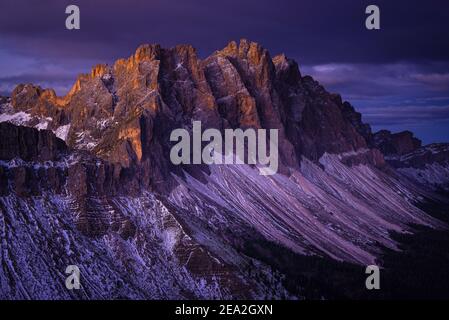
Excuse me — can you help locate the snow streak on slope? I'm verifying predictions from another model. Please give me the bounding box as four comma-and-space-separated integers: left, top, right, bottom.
384, 144, 449, 191
0, 192, 288, 299
168, 153, 443, 266
398, 163, 449, 191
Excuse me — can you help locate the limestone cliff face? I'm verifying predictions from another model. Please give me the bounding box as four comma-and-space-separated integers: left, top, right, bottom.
0, 122, 67, 162
0, 122, 133, 197
6, 40, 379, 179
0, 122, 67, 196
15, 40, 449, 194
273, 55, 369, 163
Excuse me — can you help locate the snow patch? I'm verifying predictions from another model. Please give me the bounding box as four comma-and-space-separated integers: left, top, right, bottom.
398, 162, 449, 190
55, 124, 71, 141
0, 111, 32, 125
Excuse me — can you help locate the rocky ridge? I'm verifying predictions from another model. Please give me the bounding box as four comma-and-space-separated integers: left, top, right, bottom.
373, 130, 449, 192
0, 39, 448, 299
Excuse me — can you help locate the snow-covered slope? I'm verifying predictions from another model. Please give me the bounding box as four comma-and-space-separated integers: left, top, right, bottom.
1, 146, 444, 299
386, 144, 449, 192
168, 152, 442, 266
0, 189, 291, 299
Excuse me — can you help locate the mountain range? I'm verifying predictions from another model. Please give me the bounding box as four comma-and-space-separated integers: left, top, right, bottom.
0, 39, 448, 299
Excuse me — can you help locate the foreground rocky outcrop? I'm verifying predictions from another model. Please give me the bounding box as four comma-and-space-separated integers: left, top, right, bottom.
0, 40, 448, 299
0, 122, 67, 162
0, 122, 289, 299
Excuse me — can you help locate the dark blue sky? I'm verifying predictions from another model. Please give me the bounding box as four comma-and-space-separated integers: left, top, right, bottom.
0, 0, 448, 143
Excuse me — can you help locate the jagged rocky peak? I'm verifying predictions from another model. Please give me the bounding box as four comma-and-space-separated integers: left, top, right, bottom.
373, 129, 422, 156
220, 39, 268, 63
340, 101, 373, 143
132, 43, 162, 62
272, 63, 374, 163
273, 53, 302, 86
216, 39, 277, 88
11, 84, 60, 111
3, 40, 384, 171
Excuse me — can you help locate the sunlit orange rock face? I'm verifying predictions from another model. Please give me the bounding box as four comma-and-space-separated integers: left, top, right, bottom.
7, 39, 383, 190
118, 126, 142, 162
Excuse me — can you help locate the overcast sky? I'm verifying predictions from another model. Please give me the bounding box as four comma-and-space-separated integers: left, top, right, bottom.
0, 0, 448, 143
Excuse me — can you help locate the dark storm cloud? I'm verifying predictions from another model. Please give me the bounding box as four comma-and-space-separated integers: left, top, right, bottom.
0, 73, 75, 84
1, 0, 448, 63
0, 72, 76, 96
302, 61, 449, 143
362, 105, 449, 126
302, 62, 449, 104
0, 0, 448, 142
